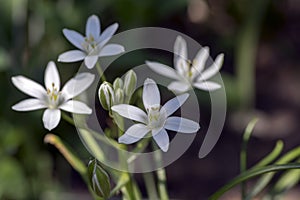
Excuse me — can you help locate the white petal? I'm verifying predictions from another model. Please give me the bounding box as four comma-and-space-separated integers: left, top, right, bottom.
152, 128, 169, 152
44, 61, 60, 90
97, 23, 118, 46
58, 50, 86, 62
118, 124, 149, 144
191, 47, 209, 78
86, 15, 100, 39
11, 76, 46, 99
12, 98, 47, 111
99, 44, 124, 57
61, 72, 95, 100
111, 104, 147, 124
174, 36, 189, 76
161, 93, 189, 117
143, 78, 160, 110
59, 100, 92, 114
174, 36, 187, 63
193, 81, 221, 91
167, 81, 190, 94
197, 53, 224, 81
164, 116, 200, 133
145, 61, 180, 80
84, 55, 98, 69
63, 29, 85, 50
43, 109, 61, 131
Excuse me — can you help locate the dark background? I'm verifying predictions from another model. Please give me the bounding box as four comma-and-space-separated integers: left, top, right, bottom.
0, 0, 300, 199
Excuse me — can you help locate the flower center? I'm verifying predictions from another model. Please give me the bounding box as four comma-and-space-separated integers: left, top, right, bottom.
178, 59, 195, 83
47, 83, 61, 109
147, 104, 165, 129
82, 34, 98, 53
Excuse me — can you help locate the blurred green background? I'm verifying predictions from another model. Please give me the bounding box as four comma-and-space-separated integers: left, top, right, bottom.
1, 0, 300, 199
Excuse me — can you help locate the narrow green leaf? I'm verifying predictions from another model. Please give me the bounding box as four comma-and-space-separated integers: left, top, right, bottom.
245, 140, 284, 200
253, 140, 284, 168
209, 163, 300, 200
269, 159, 300, 198
240, 118, 258, 198
44, 134, 86, 175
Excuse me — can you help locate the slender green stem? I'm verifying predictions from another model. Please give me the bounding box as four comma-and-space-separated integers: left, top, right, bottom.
156, 167, 169, 200
61, 112, 75, 126
236, 0, 270, 109
240, 118, 258, 198
153, 142, 169, 200
44, 134, 86, 174
143, 172, 159, 200
209, 163, 300, 200
44, 134, 101, 200
109, 173, 130, 197
96, 61, 106, 82
111, 115, 140, 200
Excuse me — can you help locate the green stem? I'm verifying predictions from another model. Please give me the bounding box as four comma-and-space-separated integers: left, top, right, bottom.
44, 134, 86, 174
43, 134, 101, 200
209, 163, 300, 200
127, 138, 151, 163
236, 0, 270, 109
96, 61, 106, 82
109, 173, 130, 197
111, 115, 140, 200
156, 168, 169, 200
153, 143, 169, 200
61, 112, 75, 126
143, 172, 159, 200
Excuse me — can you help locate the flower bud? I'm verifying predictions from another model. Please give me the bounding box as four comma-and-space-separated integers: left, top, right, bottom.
114, 88, 124, 105
87, 159, 111, 199
98, 82, 114, 110
123, 70, 137, 97
113, 77, 123, 90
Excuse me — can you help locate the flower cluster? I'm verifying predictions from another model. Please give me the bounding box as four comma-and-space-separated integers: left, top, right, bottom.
12, 15, 124, 130
12, 14, 224, 152
98, 70, 137, 113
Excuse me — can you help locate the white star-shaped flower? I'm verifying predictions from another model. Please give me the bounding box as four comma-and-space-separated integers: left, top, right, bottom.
11, 61, 94, 130
111, 78, 200, 152
58, 15, 125, 69
146, 36, 224, 94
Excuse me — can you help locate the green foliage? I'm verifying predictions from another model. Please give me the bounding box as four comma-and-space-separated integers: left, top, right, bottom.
211, 120, 300, 200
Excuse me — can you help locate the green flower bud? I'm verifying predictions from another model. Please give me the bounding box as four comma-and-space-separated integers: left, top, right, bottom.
98, 82, 114, 110
123, 70, 137, 98
113, 77, 123, 90
87, 159, 111, 199
114, 88, 124, 105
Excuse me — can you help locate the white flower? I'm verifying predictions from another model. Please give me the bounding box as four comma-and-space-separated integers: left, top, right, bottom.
111, 78, 200, 152
58, 15, 125, 69
146, 36, 224, 94
11, 61, 94, 131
